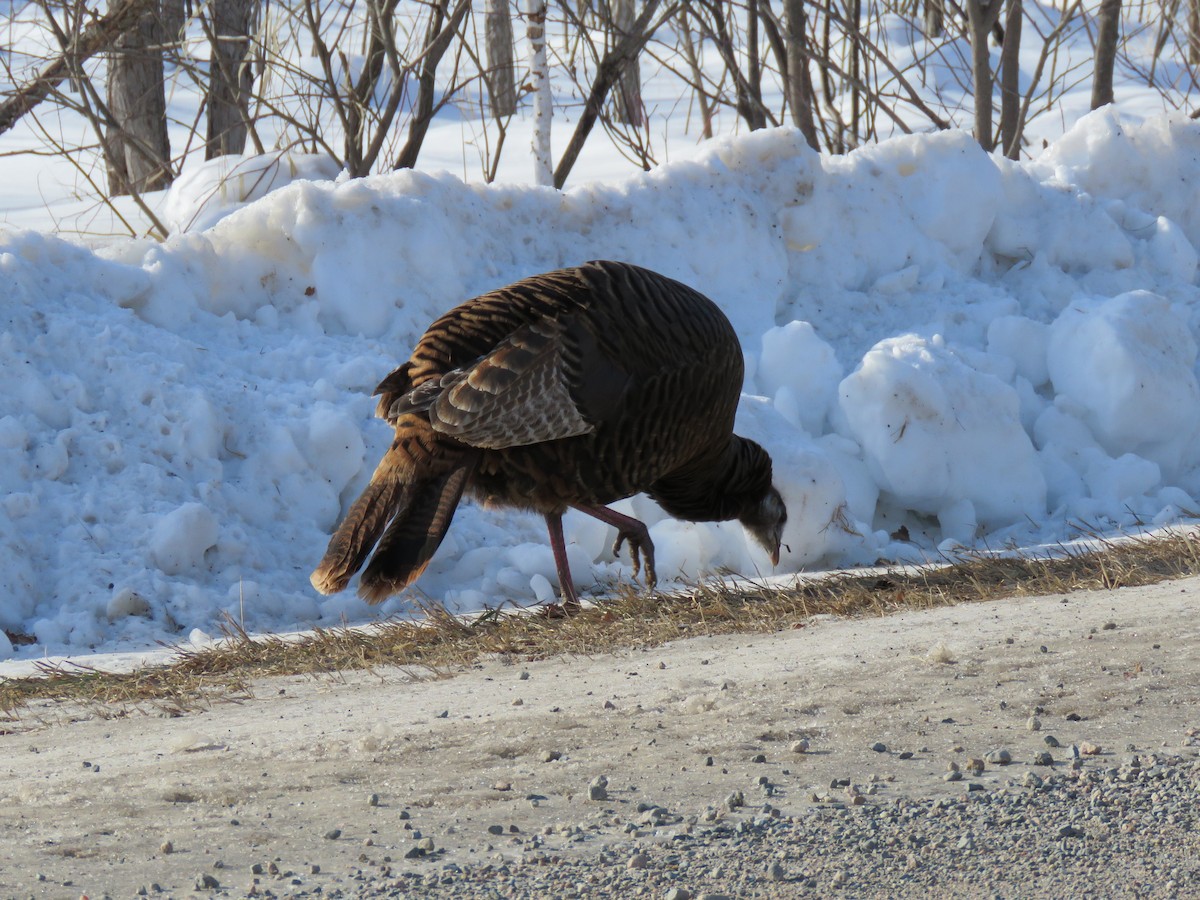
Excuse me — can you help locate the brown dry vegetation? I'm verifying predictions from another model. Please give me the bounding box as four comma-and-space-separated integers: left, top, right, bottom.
3, 528, 1199, 719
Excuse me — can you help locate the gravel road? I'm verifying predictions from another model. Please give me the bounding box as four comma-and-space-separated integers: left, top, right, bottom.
3, 576, 1198, 899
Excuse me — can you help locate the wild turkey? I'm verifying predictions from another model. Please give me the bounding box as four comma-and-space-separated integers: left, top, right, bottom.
310, 260, 787, 609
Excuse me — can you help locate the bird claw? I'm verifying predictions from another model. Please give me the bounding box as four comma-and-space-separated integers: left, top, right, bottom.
612, 529, 656, 589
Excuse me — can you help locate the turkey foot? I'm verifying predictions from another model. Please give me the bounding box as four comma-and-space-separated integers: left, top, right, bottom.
574, 504, 657, 589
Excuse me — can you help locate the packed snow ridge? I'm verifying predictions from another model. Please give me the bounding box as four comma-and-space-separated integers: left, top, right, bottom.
2, 109, 1200, 659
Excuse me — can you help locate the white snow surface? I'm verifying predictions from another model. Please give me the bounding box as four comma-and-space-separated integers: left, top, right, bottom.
4, 109, 1200, 659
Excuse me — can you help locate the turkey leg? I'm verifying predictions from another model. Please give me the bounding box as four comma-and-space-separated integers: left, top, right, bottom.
573, 503, 657, 589
544, 512, 583, 612
542, 505, 657, 614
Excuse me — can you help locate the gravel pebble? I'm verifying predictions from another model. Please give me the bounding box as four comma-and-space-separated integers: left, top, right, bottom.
984, 748, 1012, 765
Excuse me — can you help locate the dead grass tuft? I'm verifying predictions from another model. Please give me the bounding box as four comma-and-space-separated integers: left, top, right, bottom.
3, 529, 1199, 719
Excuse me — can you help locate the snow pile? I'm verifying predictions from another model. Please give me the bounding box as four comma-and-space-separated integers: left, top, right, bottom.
2, 109, 1200, 659
162, 151, 343, 234
837, 333, 1046, 545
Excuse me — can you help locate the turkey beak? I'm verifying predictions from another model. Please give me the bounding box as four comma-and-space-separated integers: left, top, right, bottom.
769, 546, 780, 567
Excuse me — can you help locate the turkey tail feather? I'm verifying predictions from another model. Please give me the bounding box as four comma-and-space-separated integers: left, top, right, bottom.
358, 463, 474, 605
310, 476, 412, 596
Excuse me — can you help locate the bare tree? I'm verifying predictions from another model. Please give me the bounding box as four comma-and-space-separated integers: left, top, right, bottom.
965, 0, 1003, 151
691, 0, 775, 132
0, 0, 155, 136
10, 0, 1200, 225
745, 0, 767, 129
554, 0, 670, 188
526, 0, 553, 185
346, 0, 403, 173
485, 0, 517, 117
610, 0, 645, 126
105, 0, 172, 193
999, 0, 1022, 157
1191, 0, 1200, 65
783, 0, 819, 149
303, 0, 401, 176
675, 7, 715, 139
204, 0, 261, 158
924, 0, 944, 38
395, 0, 472, 169
1091, 0, 1121, 108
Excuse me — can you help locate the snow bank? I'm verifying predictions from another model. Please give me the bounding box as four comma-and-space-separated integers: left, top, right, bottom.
162, 152, 343, 234
3, 111, 1200, 658
837, 333, 1046, 543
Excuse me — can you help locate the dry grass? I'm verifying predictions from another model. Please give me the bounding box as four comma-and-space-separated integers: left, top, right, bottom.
4, 529, 1200, 719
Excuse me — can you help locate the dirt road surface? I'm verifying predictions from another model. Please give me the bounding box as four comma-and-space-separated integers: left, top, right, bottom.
2, 576, 1198, 898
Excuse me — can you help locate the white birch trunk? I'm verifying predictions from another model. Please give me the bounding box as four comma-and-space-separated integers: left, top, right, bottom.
525, 0, 553, 186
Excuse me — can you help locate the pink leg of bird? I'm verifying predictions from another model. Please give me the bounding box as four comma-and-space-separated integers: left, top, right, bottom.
541, 505, 657, 617
573, 503, 657, 589
543, 512, 583, 615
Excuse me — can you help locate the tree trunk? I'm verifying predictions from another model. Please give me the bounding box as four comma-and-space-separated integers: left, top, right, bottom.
106, 0, 172, 194
526, 0, 553, 186
1091, 0, 1121, 109
965, 0, 1001, 151
161, 0, 185, 47
924, 0, 944, 37
1191, 0, 1200, 64
610, 0, 644, 126
848, 0, 861, 143
745, 0, 766, 130
783, 0, 819, 150
206, 0, 258, 159
485, 0, 517, 118
998, 0, 1021, 157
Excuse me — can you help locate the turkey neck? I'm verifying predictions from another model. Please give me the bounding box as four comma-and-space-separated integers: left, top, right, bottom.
648, 435, 774, 523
